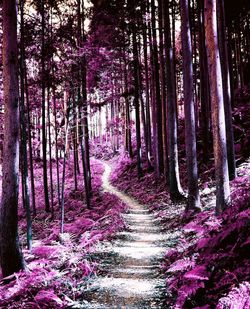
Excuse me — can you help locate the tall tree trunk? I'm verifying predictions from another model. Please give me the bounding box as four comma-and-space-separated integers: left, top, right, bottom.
41, 0, 50, 212
77, 0, 91, 207
217, 0, 236, 180
111, 79, 116, 153
163, 0, 184, 200
123, 51, 133, 158
204, 0, 230, 214
198, 0, 211, 162
53, 88, 61, 206
60, 110, 70, 234
25, 63, 36, 216
138, 36, 149, 166
142, 6, 152, 167
158, 0, 168, 178
47, 89, 54, 217
20, 0, 32, 249
0, 0, 26, 277
190, 0, 198, 129
132, 29, 142, 177
180, 0, 201, 212
73, 91, 79, 192
81, 1, 92, 195
151, 0, 164, 176
147, 0, 157, 174
171, 0, 178, 120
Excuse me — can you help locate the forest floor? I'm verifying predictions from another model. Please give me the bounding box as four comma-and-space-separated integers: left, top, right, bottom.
0, 155, 249, 308
82, 161, 167, 308
109, 155, 250, 308
0, 108, 249, 308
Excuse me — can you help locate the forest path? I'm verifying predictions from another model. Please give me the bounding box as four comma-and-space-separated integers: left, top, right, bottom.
82, 161, 167, 308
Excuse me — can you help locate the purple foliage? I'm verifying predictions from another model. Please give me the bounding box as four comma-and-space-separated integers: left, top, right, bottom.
216, 282, 250, 309
164, 161, 250, 308
0, 159, 127, 308
110, 152, 250, 308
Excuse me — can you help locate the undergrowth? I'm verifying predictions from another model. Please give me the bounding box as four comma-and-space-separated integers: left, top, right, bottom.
0, 159, 127, 308
111, 153, 250, 308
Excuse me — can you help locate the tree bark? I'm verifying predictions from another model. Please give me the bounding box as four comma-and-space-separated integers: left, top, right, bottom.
41, 0, 50, 212
180, 0, 201, 212
20, 0, 32, 248
163, 0, 184, 200
132, 29, 142, 177
47, 88, 54, 217
0, 0, 26, 277
198, 0, 211, 162
151, 0, 164, 176
158, 0, 168, 179
123, 50, 133, 158
217, 0, 236, 180
78, 0, 91, 207
25, 62, 36, 216
204, 0, 231, 214
142, 6, 152, 167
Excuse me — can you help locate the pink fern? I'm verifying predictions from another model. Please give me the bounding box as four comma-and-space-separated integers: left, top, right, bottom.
216, 282, 250, 309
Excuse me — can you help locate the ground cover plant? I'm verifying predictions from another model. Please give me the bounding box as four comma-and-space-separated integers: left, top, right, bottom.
0, 0, 249, 308
110, 153, 250, 308
0, 160, 127, 308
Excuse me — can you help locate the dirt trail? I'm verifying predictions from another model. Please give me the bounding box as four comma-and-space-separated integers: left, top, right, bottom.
83, 162, 167, 308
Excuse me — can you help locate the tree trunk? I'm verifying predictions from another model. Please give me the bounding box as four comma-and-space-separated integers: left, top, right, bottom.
0, 0, 26, 277
132, 29, 142, 177
217, 0, 236, 180
60, 110, 70, 234
138, 36, 149, 167
163, 0, 184, 200
25, 62, 36, 216
151, 0, 164, 176
20, 0, 32, 249
198, 0, 211, 162
73, 91, 79, 192
47, 88, 54, 217
53, 88, 61, 206
142, 6, 152, 167
78, 0, 91, 207
180, 0, 201, 212
41, 0, 50, 212
158, 0, 168, 179
123, 50, 133, 158
204, 0, 230, 214
81, 1, 92, 195
147, 0, 157, 174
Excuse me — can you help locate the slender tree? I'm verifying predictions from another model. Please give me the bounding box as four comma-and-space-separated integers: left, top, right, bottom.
20, 0, 32, 249
0, 0, 26, 277
132, 27, 142, 177
158, 0, 168, 178
41, 0, 50, 212
180, 0, 201, 212
163, 0, 184, 200
198, 0, 211, 162
217, 0, 236, 180
151, 0, 164, 176
81, 0, 92, 196
123, 48, 133, 158
77, 0, 92, 204
141, 3, 152, 167
25, 64, 36, 216
204, 0, 230, 214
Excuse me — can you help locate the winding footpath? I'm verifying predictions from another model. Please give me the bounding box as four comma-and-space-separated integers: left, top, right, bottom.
83, 162, 167, 308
